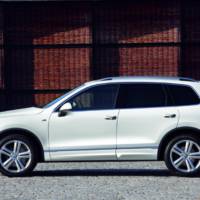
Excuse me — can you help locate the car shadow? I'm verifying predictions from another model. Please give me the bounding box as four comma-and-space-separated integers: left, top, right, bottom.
31, 168, 175, 177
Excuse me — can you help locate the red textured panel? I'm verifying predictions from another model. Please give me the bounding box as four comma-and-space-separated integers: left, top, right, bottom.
34, 93, 63, 107
182, 46, 200, 79
94, 47, 179, 79
5, 4, 92, 45
184, 1, 200, 42
119, 47, 179, 75
7, 48, 91, 90
95, 1, 180, 43
34, 48, 91, 89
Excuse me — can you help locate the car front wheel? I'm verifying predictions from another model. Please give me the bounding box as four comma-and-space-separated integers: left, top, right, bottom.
0, 134, 37, 177
164, 135, 200, 176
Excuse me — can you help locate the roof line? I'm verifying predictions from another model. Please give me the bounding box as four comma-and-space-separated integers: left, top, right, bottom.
99, 76, 196, 82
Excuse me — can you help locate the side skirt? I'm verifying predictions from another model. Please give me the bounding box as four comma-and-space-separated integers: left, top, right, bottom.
44, 147, 158, 161
116, 148, 158, 160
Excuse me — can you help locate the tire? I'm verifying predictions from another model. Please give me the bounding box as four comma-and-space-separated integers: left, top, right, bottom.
164, 134, 200, 176
0, 134, 37, 177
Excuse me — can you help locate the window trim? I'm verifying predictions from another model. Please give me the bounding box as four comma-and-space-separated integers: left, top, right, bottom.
164, 83, 200, 107
54, 83, 120, 112
54, 81, 200, 112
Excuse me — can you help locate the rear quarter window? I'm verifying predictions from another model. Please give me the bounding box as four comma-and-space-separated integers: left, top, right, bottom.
167, 84, 200, 106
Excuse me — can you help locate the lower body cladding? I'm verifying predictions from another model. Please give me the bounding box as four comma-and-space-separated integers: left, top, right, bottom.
44, 146, 158, 161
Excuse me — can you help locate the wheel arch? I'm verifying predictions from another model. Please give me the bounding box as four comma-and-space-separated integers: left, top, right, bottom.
158, 127, 200, 161
0, 128, 44, 162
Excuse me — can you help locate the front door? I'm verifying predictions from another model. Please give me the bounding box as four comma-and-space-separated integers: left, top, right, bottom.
49, 84, 119, 161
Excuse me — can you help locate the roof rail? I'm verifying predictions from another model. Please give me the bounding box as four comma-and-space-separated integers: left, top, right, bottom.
100, 77, 113, 81
179, 77, 196, 82
99, 76, 196, 82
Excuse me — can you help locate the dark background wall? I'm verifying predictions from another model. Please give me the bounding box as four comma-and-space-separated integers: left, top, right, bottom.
0, 0, 199, 110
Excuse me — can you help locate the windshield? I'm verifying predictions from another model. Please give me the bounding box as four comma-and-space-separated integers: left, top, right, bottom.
43, 84, 85, 108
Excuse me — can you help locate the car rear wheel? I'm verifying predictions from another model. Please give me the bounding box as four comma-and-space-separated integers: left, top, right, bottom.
164, 135, 200, 176
0, 134, 37, 177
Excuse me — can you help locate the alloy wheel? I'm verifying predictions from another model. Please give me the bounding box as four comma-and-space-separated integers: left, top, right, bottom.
170, 139, 200, 173
0, 140, 32, 173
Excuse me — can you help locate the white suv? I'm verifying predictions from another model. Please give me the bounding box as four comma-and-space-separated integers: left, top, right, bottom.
0, 76, 200, 177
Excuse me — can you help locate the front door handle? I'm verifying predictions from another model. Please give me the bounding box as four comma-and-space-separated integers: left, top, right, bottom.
105, 116, 117, 120
164, 114, 176, 118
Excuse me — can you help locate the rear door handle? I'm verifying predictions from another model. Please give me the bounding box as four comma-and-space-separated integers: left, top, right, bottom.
105, 116, 117, 120
164, 114, 176, 118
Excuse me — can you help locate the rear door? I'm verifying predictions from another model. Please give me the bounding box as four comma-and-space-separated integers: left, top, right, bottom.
116, 83, 179, 160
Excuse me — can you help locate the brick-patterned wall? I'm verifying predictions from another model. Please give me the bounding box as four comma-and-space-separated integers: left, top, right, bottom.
7, 48, 91, 90
0, 0, 199, 110
93, 47, 179, 79
4, 3, 92, 109
93, 0, 180, 79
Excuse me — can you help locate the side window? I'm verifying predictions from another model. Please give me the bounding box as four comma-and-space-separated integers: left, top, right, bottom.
68, 84, 119, 111
167, 84, 200, 106
116, 83, 166, 108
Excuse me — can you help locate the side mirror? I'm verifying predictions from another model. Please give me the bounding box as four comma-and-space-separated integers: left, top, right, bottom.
58, 102, 72, 117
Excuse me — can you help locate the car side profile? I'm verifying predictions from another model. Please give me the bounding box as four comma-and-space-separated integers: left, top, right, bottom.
0, 76, 200, 177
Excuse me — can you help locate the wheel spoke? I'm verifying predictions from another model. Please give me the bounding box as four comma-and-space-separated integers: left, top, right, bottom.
3, 157, 14, 169
0, 147, 12, 157
174, 156, 185, 167
15, 159, 24, 172
185, 158, 195, 172
172, 145, 184, 156
185, 140, 193, 154
18, 151, 31, 159
13, 141, 21, 154
189, 152, 200, 160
